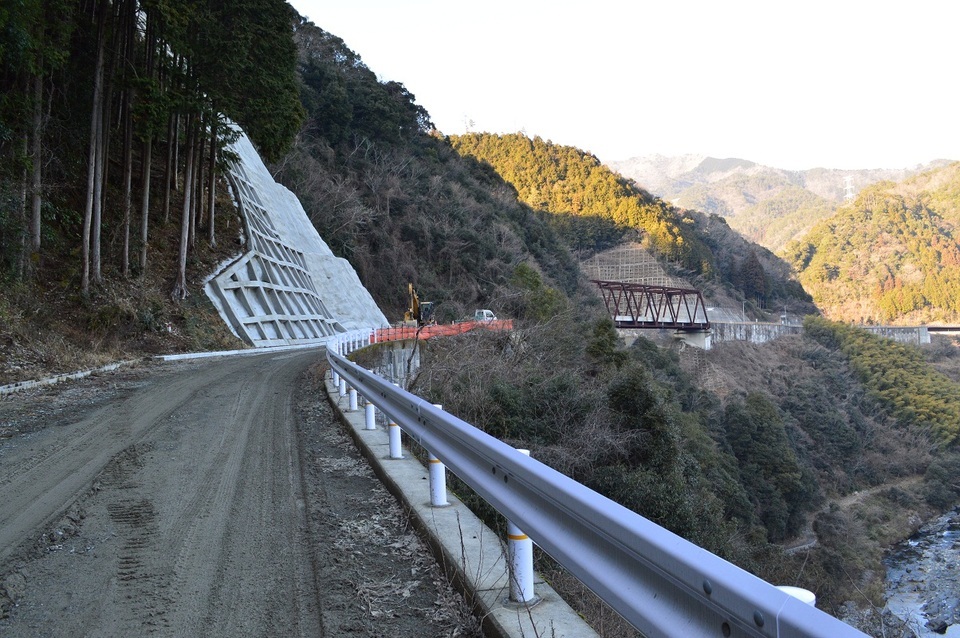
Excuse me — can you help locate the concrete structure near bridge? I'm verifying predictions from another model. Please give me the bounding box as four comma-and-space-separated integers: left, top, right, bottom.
620, 321, 932, 351
708, 322, 930, 348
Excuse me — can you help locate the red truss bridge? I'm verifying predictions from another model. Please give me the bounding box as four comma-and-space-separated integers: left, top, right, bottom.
592, 280, 711, 331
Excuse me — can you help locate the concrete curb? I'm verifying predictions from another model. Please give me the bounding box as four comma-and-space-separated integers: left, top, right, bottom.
0, 359, 143, 397
152, 341, 326, 361
323, 372, 598, 638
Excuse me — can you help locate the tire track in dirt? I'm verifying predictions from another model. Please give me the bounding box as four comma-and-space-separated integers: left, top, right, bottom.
0, 350, 479, 637
0, 351, 325, 636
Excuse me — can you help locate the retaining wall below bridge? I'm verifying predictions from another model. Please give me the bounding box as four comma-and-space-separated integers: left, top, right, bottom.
711, 323, 930, 347
619, 322, 932, 349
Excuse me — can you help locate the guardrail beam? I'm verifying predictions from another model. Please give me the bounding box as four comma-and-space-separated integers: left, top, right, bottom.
327, 341, 866, 638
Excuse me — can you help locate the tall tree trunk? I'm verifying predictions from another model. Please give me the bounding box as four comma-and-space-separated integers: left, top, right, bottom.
94, 0, 123, 285
163, 111, 175, 223
92, 95, 105, 284
140, 134, 152, 274
120, 0, 136, 278
140, 10, 155, 274
207, 119, 217, 248
172, 115, 195, 299
29, 73, 43, 277
82, 0, 108, 294
17, 131, 28, 281
190, 121, 203, 248
122, 90, 133, 278
193, 126, 207, 230
173, 111, 180, 191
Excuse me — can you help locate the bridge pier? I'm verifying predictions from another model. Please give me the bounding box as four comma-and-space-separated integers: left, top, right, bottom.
616, 328, 712, 350
674, 329, 711, 350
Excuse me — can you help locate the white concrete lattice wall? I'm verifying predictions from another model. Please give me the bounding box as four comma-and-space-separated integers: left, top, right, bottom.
204, 132, 387, 347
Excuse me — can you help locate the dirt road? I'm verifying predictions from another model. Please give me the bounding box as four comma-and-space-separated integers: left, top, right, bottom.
0, 350, 477, 637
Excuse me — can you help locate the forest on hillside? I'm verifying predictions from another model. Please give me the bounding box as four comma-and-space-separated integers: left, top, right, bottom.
609, 156, 937, 255
0, 0, 303, 297
447, 132, 814, 312
784, 164, 960, 324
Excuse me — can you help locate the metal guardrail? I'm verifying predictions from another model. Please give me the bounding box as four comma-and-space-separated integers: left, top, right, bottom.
327, 341, 868, 638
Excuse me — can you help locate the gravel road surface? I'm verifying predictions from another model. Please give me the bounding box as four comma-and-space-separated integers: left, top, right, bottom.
0, 350, 477, 637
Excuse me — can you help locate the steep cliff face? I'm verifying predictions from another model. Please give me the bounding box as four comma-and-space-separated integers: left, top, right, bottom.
205, 132, 387, 347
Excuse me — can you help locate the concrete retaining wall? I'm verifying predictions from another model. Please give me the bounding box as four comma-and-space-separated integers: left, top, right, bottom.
369, 341, 421, 388
711, 322, 804, 346
710, 322, 930, 347
205, 131, 387, 347
861, 325, 930, 345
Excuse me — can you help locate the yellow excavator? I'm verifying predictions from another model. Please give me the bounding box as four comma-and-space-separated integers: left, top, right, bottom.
403, 283, 435, 327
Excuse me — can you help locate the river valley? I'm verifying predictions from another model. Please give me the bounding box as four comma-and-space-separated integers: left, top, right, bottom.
885, 508, 960, 636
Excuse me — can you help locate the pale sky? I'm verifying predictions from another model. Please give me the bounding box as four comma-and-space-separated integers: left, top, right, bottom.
287, 0, 959, 170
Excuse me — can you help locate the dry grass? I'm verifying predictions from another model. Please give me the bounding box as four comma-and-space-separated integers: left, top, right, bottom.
0, 213, 247, 386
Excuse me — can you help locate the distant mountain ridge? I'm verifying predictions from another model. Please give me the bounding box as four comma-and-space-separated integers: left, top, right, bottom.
609, 154, 947, 202
608, 154, 952, 252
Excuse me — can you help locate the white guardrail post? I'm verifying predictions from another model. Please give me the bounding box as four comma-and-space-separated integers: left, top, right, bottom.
331, 335, 340, 385
388, 416, 403, 459
365, 400, 377, 430
326, 348, 868, 638
428, 404, 449, 507
508, 448, 535, 603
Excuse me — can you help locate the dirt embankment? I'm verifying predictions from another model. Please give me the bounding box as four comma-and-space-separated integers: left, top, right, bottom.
0, 351, 478, 637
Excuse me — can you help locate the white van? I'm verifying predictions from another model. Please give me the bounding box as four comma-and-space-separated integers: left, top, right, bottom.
474, 309, 497, 321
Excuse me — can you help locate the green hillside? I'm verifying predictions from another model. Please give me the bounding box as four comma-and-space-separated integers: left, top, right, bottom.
731, 185, 835, 251
783, 163, 960, 324
449, 133, 712, 271
447, 133, 814, 311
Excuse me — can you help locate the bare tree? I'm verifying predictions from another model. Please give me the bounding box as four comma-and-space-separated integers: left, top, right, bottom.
172, 114, 195, 299
207, 118, 217, 247
82, 0, 108, 294
28, 73, 43, 277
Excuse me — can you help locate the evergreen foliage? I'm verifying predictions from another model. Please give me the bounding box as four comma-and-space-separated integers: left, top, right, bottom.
448, 132, 714, 272
784, 164, 960, 323
804, 316, 960, 445
446, 132, 815, 311
0, 0, 304, 292
722, 393, 817, 541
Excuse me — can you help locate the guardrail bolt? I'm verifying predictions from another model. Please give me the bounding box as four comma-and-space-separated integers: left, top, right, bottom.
753, 611, 764, 627
702, 580, 712, 595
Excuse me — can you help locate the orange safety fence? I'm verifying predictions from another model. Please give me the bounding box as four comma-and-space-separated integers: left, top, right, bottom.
371, 320, 513, 344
